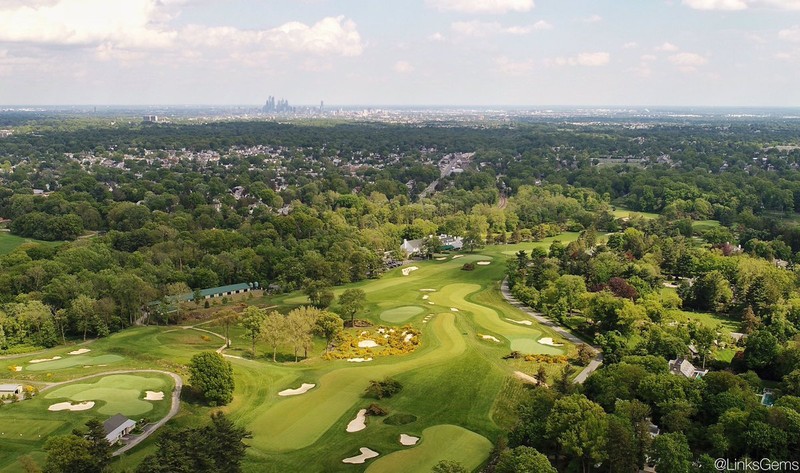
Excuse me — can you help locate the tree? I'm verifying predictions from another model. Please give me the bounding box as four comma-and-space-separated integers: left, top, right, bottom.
286, 307, 318, 361
314, 311, 344, 352
214, 308, 240, 348
422, 235, 442, 259
165, 282, 191, 324
261, 310, 287, 362
432, 460, 467, 473
691, 323, 716, 369
240, 306, 266, 356
43, 420, 110, 473
68, 294, 97, 341
650, 432, 692, 473
744, 329, 780, 372
303, 280, 334, 309
495, 446, 556, 473
188, 351, 234, 406
338, 288, 366, 327
545, 394, 608, 473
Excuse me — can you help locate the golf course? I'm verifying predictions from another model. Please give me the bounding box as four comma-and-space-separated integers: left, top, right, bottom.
1, 237, 584, 473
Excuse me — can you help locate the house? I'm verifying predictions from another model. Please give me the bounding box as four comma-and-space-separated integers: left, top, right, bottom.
0, 384, 23, 396
104, 414, 136, 445
401, 238, 423, 256
439, 234, 464, 250
668, 357, 708, 379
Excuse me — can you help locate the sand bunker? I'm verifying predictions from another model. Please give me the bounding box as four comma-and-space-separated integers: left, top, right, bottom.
49, 401, 95, 412
30, 356, 62, 364
404, 334, 414, 343
538, 337, 564, 347
422, 295, 429, 300
400, 434, 420, 446
12, 366, 22, 372
144, 391, 164, 401
435, 257, 447, 261
419, 288, 436, 292
358, 340, 379, 348
401, 266, 419, 276
481, 335, 501, 343
346, 409, 368, 433
347, 357, 373, 363
505, 318, 533, 326
428, 301, 435, 305
68, 348, 91, 355
514, 371, 539, 384
278, 383, 316, 397
476, 261, 491, 265
452, 255, 464, 259
342, 448, 379, 464
450, 308, 459, 312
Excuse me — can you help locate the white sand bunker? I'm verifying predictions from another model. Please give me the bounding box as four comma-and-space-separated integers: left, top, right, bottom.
506, 318, 533, 326
400, 434, 420, 446
342, 448, 379, 464
68, 348, 91, 355
422, 295, 429, 300
346, 409, 368, 433
278, 383, 316, 397
347, 357, 373, 363
538, 337, 564, 347
450, 308, 459, 312
481, 335, 501, 343
435, 257, 447, 261
404, 334, 414, 343
144, 391, 164, 401
476, 261, 491, 265
419, 288, 437, 292
30, 356, 61, 364
49, 401, 95, 412
428, 301, 435, 305
401, 266, 419, 276
358, 340, 379, 348
514, 371, 539, 384
12, 366, 22, 372
452, 255, 464, 259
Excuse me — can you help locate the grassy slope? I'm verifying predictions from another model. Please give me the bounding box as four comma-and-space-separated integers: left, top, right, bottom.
0, 233, 61, 255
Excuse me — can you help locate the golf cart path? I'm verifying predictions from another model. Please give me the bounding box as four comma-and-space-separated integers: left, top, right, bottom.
500, 278, 603, 384
38, 369, 182, 456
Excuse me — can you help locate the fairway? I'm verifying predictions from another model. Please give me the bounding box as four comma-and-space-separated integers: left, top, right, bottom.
365, 425, 493, 473
0, 232, 61, 255
0, 419, 63, 441
45, 374, 169, 416
26, 354, 125, 372
380, 306, 425, 323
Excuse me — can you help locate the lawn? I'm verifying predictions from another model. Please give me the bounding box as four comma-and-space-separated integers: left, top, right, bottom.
0, 232, 61, 255
44, 374, 171, 416
611, 208, 660, 220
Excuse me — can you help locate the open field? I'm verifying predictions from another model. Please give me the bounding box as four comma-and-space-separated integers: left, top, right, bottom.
3, 236, 583, 473
0, 232, 61, 255
611, 208, 660, 220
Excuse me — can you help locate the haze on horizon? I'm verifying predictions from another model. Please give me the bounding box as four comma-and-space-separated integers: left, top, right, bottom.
1, 0, 800, 107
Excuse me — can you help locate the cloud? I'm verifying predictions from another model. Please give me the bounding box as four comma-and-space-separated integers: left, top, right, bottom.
496, 56, 535, 74
393, 60, 414, 73
427, 0, 534, 14
554, 51, 610, 67
656, 42, 680, 52
428, 32, 446, 41
623, 42, 638, 49
682, 0, 800, 9
779, 25, 800, 42
450, 20, 550, 37
682, 0, 747, 10
581, 14, 603, 23
668, 52, 708, 71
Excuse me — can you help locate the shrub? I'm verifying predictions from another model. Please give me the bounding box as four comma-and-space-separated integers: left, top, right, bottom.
461, 263, 475, 271
365, 378, 402, 399
366, 403, 388, 416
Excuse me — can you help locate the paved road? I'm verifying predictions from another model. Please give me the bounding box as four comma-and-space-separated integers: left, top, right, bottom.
500, 278, 603, 384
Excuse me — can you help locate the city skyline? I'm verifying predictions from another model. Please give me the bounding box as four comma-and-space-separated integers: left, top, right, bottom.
1, 0, 800, 106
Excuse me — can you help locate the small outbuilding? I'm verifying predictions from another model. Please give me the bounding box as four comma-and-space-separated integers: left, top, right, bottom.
0, 384, 23, 396
104, 414, 136, 445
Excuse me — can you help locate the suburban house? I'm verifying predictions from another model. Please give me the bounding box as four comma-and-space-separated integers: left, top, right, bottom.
401, 238, 423, 256
668, 357, 708, 379
104, 414, 136, 445
400, 234, 463, 256
0, 384, 22, 397
439, 234, 464, 250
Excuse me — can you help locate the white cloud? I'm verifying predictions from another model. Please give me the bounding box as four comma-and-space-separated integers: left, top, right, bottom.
0, 0, 176, 48
683, 0, 800, 9
669, 52, 708, 72
451, 20, 549, 37
641, 54, 657, 62
623, 42, 638, 49
682, 0, 748, 10
656, 42, 680, 52
779, 25, 800, 42
532, 20, 554, 30
393, 60, 414, 73
554, 51, 610, 67
581, 14, 603, 23
428, 32, 446, 41
427, 0, 534, 14
496, 56, 535, 74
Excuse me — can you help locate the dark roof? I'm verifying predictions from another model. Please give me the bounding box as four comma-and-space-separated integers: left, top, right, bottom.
104, 414, 132, 434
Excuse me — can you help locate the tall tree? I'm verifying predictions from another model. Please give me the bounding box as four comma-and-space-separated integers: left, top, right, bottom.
240, 306, 266, 356
338, 288, 366, 327
188, 351, 235, 406
545, 394, 608, 473
261, 310, 287, 362
314, 311, 344, 353
214, 308, 240, 348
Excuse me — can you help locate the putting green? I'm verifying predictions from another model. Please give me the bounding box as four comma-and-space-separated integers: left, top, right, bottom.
509, 338, 564, 355
26, 354, 125, 372
365, 424, 493, 473
380, 306, 425, 323
0, 419, 63, 441
44, 374, 168, 416
244, 313, 466, 452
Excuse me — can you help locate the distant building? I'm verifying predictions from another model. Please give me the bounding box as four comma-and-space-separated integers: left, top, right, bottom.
439, 234, 464, 251
0, 384, 23, 396
104, 414, 136, 445
142, 115, 158, 123
401, 238, 423, 256
668, 357, 708, 379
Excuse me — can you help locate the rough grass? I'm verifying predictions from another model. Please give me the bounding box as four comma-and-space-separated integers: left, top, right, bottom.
0, 232, 61, 255
25, 354, 125, 372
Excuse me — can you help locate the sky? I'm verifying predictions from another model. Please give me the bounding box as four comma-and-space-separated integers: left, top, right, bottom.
1, 0, 800, 107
